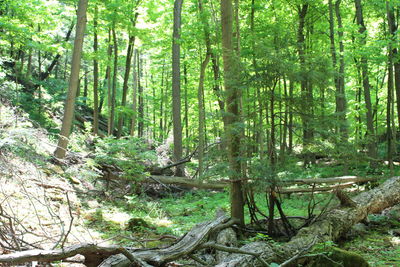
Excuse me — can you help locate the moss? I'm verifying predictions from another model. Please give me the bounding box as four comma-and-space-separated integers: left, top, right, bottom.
306, 248, 369, 267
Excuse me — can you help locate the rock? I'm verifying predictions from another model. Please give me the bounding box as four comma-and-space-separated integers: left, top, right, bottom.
345, 223, 368, 239
215, 242, 273, 267
215, 228, 237, 263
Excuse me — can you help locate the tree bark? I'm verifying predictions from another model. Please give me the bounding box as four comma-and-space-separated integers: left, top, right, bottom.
130, 49, 138, 136
172, 0, 184, 176
296, 4, 313, 166
54, 0, 88, 159
117, 34, 135, 138
335, 0, 348, 139
137, 51, 144, 137
386, 1, 396, 174
354, 0, 377, 164
4, 177, 400, 267
110, 24, 118, 136
106, 29, 113, 135
216, 176, 400, 266
221, 0, 245, 226
93, 7, 99, 135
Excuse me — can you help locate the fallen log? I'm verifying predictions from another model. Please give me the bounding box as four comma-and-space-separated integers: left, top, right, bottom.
0, 243, 147, 267
0, 213, 234, 267
144, 175, 378, 192
278, 182, 354, 194
1, 177, 399, 266
286, 175, 379, 185
215, 176, 400, 266
145, 175, 227, 190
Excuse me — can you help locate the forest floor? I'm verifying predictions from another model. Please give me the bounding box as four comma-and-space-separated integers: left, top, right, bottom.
0, 100, 400, 266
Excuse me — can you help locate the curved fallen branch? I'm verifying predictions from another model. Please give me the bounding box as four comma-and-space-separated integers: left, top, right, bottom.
1, 177, 399, 267
0, 243, 146, 267
143, 175, 379, 192
0, 214, 233, 267
216, 176, 400, 266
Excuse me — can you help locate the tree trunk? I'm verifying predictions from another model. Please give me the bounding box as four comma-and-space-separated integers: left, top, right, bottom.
183, 59, 189, 152
354, 0, 377, 164
159, 60, 165, 140
137, 51, 144, 138
130, 49, 138, 136
110, 24, 118, 136
221, 0, 245, 226
5, 177, 400, 267
117, 34, 135, 138
216, 176, 400, 266
386, 1, 396, 174
172, 0, 184, 176
296, 4, 312, 166
93, 7, 99, 135
106, 30, 113, 135
197, 54, 210, 177
83, 66, 88, 105
54, 0, 88, 159
335, 0, 348, 139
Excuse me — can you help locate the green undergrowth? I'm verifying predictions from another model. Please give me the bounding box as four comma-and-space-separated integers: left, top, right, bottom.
342, 215, 400, 266
81, 188, 336, 245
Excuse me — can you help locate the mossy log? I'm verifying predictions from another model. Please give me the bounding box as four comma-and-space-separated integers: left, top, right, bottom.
0, 177, 399, 266
144, 175, 379, 193
216, 176, 400, 266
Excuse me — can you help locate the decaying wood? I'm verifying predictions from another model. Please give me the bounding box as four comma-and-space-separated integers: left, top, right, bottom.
146, 175, 227, 190
0, 243, 144, 267
279, 182, 354, 194
3, 177, 399, 267
144, 175, 378, 192
99, 214, 234, 267
0, 214, 233, 267
215, 176, 400, 266
285, 175, 379, 185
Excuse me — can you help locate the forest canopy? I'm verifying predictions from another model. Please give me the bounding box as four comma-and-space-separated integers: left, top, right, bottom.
1, 0, 400, 266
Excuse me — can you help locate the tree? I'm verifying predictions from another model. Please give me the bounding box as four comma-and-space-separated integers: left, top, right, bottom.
354, 0, 377, 164
172, 0, 184, 176
54, 0, 89, 159
329, 0, 348, 140
92, 6, 99, 135
221, 0, 245, 226
117, 9, 139, 138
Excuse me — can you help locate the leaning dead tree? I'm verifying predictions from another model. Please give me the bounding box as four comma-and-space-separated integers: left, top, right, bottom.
0, 176, 399, 266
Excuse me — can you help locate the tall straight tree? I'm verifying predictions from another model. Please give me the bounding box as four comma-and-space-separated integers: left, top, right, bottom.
109, 23, 118, 136
335, 0, 347, 139
92, 6, 99, 135
354, 0, 377, 163
221, 0, 245, 226
54, 0, 88, 159
117, 11, 139, 138
172, 0, 184, 176
387, 0, 396, 173
329, 0, 347, 139
296, 3, 314, 167
130, 49, 138, 136
197, 0, 211, 177
386, 1, 400, 128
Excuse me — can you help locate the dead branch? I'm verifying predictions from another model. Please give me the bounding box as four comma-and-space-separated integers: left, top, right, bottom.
0, 243, 146, 267
215, 176, 400, 266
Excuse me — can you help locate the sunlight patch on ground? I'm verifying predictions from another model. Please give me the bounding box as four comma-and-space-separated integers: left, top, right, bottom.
103, 210, 131, 227
153, 218, 173, 227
